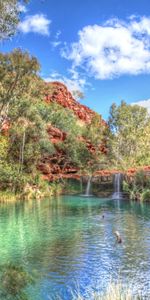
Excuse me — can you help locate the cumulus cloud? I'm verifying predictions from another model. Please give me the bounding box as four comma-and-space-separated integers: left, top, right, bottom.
44, 70, 86, 93
61, 16, 150, 79
132, 99, 150, 113
19, 14, 51, 35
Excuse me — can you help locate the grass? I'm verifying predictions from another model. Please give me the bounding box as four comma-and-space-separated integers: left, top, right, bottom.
0, 191, 18, 203
0, 181, 64, 203
71, 282, 142, 300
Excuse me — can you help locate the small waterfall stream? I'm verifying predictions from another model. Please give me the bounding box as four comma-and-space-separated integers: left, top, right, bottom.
85, 176, 93, 196
112, 173, 122, 199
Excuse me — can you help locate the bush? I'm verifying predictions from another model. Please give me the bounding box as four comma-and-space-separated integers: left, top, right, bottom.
123, 180, 130, 192
141, 189, 150, 202
135, 170, 147, 188
0, 191, 17, 203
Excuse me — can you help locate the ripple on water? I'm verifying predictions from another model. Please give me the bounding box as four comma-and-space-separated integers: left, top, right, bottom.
0, 196, 150, 299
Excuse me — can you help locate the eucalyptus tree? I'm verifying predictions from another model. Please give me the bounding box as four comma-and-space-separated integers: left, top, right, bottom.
81, 114, 108, 174
38, 101, 107, 174
0, 50, 55, 191
0, 0, 29, 40
72, 90, 84, 101
0, 49, 41, 131
108, 101, 150, 169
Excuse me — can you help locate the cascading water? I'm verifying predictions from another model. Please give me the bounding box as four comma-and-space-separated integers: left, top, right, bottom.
112, 173, 122, 199
85, 176, 92, 196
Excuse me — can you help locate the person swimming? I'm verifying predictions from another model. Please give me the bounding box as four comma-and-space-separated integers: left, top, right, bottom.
114, 231, 122, 243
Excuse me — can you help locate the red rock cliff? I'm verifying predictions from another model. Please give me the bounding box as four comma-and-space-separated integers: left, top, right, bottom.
39, 82, 106, 181
45, 81, 106, 124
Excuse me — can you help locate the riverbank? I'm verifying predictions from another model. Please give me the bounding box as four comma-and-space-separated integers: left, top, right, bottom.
0, 191, 18, 203
0, 181, 64, 203
1, 172, 150, 203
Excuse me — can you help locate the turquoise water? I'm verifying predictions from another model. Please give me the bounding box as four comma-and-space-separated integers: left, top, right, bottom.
0, 195, 150, 299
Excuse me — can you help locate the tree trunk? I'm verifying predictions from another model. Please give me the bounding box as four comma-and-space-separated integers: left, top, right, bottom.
19, 130, 26, 173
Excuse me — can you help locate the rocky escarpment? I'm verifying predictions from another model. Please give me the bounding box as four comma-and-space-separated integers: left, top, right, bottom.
45, 81, 104, 124
39, 82, 107, 181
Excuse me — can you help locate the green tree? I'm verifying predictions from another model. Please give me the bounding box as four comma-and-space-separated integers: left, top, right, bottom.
0, 49, 42, 131
81, 114, 107, 174
0, 50, 55, 192
0, 0, 29, 40
72, 90, 84, 101
0, 48, 107, 193
108, 101, 150, 169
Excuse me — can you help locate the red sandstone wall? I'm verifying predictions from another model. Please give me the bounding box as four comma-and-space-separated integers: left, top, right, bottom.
39, 82, 106, 180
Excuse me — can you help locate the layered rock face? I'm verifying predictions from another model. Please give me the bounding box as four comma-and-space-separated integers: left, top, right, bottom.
45, 81, 100, 124
40, 83, 150, 181
39, 82, 106, 181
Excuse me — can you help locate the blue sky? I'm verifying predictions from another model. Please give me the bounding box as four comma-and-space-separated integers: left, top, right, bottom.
1, 0, 150, 119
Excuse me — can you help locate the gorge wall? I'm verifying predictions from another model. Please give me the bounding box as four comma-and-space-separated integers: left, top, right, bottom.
38, 81, 107, 181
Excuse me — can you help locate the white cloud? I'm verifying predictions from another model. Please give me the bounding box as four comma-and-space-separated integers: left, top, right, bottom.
19, 14, 51, 35
55, 30, 61, 39
132, 99, 150, 113
61, 16, 150, 79
51, 30, 62, 48
51, 41, 62, 48
44, 70, 86, 93
18, 3, 27, 13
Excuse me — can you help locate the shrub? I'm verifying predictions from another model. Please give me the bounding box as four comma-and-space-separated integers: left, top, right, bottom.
141, 189, 150, 202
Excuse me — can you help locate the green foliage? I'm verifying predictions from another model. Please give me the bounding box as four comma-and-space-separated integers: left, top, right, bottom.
0, 0, 29, 40
83, 114, 104, 147
0, 50, 56, 194
39, 101, 82, 134
108, 101, 150, 169
123, 171, 150, 201
134, 170, 147, 188
123, 180, 130, 193
0, 162, 16, 190
0, 49, 106, 196
141, 189, 150, 202
81, 115, 107, 173
0, 161, 34, 193
63, 179, 82, 194
0, 136, 9, 161
60, 137, 88, 169
49, 181, 63, 196
0, 191, 17, 202
22, 177, 64, 199
39, 137, 55, 156
39, 101, 106, 174
72, 90, 84, 101
0, 49, 41, 118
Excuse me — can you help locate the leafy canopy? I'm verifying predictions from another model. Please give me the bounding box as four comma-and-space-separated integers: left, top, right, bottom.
0, 0, 29, 40
108, 101, 150, 169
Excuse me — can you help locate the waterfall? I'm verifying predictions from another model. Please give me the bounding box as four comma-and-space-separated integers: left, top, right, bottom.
112, 173, 122, 199
85, 176, 92, 196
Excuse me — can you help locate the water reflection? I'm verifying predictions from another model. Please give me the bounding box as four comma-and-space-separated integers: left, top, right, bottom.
0, 196, 150, 299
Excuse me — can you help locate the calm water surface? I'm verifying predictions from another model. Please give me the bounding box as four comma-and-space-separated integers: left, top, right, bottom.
0, 195, 150, 299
